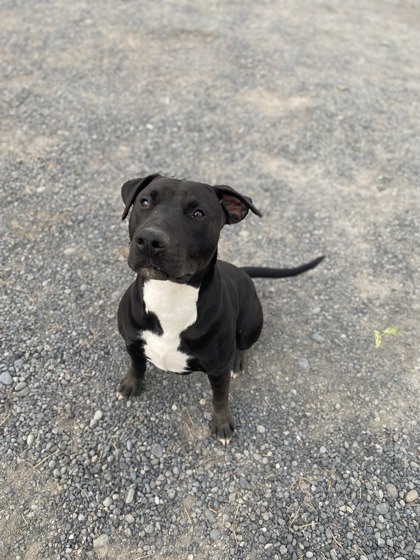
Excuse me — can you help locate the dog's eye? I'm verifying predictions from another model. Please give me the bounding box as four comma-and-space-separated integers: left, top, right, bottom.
140, 198, 150, 209
192, 209, 205, 219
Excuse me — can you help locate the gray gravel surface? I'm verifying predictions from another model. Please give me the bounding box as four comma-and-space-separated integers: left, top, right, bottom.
1, 1, 419, 559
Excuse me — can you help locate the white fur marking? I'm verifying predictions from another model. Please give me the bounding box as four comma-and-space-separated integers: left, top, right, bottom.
141, 280, 198, 373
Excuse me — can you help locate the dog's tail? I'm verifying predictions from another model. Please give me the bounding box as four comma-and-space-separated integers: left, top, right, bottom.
241, 255, 325, 278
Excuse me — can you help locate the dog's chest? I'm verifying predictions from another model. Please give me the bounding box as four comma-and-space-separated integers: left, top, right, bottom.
141, 280, 198, 373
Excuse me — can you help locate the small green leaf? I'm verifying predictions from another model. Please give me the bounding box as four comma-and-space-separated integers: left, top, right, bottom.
382, 326, 398, 336
374, 326, 398, 348
374, 330, 382, 348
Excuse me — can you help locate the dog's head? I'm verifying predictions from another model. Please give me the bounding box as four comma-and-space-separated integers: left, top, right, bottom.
121, 174, 261, 284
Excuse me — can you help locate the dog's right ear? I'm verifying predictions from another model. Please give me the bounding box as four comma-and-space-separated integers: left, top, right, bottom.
121, 174, 160, 220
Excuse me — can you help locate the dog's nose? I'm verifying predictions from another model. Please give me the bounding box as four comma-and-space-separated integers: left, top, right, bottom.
135, 228, 169, 255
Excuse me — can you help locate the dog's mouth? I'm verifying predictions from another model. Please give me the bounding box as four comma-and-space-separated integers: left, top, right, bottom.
129, 248, 196, 283
138, 265, 168, 281
137, 265, 193, 283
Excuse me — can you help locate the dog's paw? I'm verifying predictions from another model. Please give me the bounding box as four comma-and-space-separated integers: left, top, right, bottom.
211, 411, 236, 445
117, 374, 144, 399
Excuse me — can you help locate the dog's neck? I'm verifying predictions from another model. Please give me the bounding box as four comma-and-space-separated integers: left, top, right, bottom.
187, 251, 219, 289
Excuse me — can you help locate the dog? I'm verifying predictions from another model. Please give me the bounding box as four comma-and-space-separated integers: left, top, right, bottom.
117, 174, 324, 444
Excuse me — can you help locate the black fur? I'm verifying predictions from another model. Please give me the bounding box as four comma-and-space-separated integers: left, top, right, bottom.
117, 174, 324, 443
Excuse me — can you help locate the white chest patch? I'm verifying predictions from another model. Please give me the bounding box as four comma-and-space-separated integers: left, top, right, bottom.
141, 280, 199, 373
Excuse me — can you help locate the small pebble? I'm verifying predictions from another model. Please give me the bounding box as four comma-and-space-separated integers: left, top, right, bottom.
298, 358, 310, 373
0, 371, 13, 386
385, 483, 398, 499
151, 443, 163, 458
405, 489, 418, 503
27, 434, 34, 446
312, 333, 325, 343
93, 410, 103, 421
376, 503, 389, 515
257, 425, 266, 434
14, 381, 27, 392
210, 528, 221, 541
205, 509, 216, 523
93, 534, 109, 548
90, 410, 103, 427
126, 485, 136, 504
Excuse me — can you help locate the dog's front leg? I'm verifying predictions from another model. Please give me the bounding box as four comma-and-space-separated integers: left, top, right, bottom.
207, 370, 235, 445
117, 343, 146, 399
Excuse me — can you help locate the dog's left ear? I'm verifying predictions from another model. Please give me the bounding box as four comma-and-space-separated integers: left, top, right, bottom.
213, 185, 262, 224
121, 174, 161, 220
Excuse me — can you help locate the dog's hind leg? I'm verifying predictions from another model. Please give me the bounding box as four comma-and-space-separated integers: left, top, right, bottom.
231, 348, 248, 379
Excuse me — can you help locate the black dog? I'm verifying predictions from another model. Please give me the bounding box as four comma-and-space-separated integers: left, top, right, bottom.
117, 174, 323, 444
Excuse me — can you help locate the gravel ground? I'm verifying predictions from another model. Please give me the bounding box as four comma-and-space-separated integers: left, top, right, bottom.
1, 1, 419, 559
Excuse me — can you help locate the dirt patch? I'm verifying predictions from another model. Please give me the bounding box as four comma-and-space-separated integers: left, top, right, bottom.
0, 464, 59, 559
